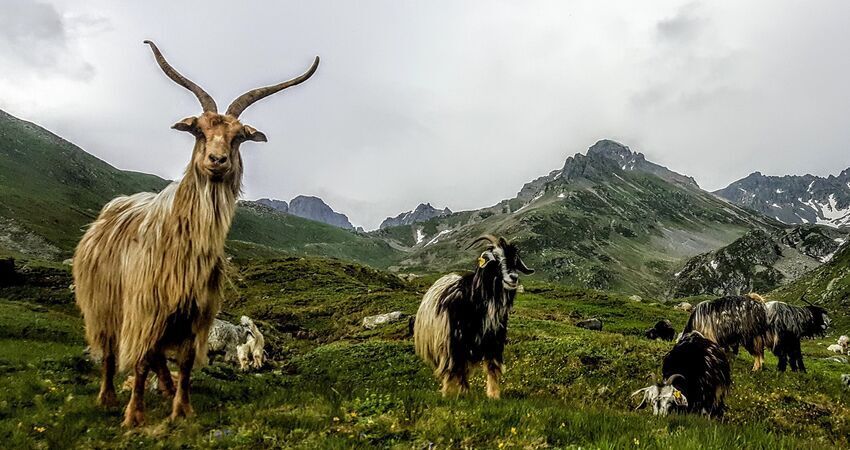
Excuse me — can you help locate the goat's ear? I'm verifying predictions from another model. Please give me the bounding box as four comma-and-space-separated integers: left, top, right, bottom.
172, 116, 198, 133
242, 125, 268, 143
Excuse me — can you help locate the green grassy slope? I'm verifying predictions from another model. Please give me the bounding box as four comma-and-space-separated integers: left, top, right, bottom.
0, 110, 169, 259
230, 202, 404, 269
2, 256, 848, 448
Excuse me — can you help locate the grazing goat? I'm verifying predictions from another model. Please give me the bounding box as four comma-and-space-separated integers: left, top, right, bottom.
674, 302, 693, 312
645, 319, 675, 341
414, 235, 534, 399
73, 41, 318, 427
208, 316, 263, 369
576, 318, 603, 331
663, 331, 731, 417
681, 293, 769, 371
765, 298, 830, 373
631, 375, 688, 416
839, 335, 849, 349
828, 344, 845, 354
236, 318, 266, 370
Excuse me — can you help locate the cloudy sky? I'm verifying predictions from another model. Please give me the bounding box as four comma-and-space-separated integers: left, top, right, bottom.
1, 1, 849, 229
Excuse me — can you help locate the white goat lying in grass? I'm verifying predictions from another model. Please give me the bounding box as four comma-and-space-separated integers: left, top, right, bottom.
828, 344, 845, 354
208, 316, 265, 370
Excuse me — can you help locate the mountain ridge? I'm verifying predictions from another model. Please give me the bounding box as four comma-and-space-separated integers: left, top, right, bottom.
379, 203, 452, 230
375, 140, 779, 295
714, 169, 850, 228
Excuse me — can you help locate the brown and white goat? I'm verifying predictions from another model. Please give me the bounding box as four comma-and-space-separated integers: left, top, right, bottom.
73, 41, 318, 427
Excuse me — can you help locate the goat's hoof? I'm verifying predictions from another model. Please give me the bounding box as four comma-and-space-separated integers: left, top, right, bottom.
170, 402, 194, 420
122, 409, 145, 428
98, 391, 118, 408
159, 385, 176, 398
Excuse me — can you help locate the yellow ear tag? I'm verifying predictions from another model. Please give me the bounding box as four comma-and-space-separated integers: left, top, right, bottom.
674, 390, 682, 399
478, 257, 487, 268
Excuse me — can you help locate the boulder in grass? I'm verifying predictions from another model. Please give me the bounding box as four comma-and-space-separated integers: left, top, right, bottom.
363, 311, 405, 329
576, 318, 603, 331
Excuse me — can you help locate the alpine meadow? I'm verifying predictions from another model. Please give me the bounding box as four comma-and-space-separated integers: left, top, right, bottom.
1, 1, 850, 449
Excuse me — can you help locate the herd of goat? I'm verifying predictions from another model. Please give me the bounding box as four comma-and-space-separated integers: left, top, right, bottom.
412, 237, 839, 419
69, 41, 843, 428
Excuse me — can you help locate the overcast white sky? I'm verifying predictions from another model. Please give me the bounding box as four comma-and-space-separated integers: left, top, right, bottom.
1, 1, 849, 229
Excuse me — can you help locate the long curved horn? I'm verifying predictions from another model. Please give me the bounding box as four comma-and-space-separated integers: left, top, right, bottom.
800, 294, 815, 307
226, 56, 320, 118
664, 374, 686, 386
143, 40, 218, 113
630, 387, 650, 397
466, 234, 499, 250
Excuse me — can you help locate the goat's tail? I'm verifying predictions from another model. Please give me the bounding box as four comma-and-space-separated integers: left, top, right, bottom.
414, 274, 460, 378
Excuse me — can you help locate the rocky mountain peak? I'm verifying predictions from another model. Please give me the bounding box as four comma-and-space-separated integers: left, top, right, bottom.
256, 198, 289, 214
517, 139, 699, 199
380, 202, 452, 229
715, 169, 850, 228
253, 196, 355, 229
288, 195, 354, 230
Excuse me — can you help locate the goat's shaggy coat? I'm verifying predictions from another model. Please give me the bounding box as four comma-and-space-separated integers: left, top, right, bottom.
414, 236, 532, 398
73, 40, 318, 427
681, 294, 769, 371
765, 300, 830, 372
74, 148, 239, 421
662, 331, 732, 417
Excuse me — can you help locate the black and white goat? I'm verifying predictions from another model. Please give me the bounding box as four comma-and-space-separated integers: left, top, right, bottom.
641, 331, 731, 417
663, 331, 732, 417
631, 374, 688, 416
414, 235, 534, 398
681, 294, 769, 371
765, 298, 830, 373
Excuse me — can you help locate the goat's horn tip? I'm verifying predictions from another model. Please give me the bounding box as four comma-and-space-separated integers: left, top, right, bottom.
143, 40, 153, 45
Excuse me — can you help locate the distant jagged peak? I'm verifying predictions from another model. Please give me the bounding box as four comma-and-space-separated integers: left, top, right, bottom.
380, 202, 452, 230
715, 167, 850, 228
251, 195, 354, 229
256, 198, 289, 213
288, 195, 354, 230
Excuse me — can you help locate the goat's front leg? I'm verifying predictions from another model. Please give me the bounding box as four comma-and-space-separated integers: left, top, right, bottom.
171, 340, 195, 420
486, 360, 502, 399
122, 359, 150, 427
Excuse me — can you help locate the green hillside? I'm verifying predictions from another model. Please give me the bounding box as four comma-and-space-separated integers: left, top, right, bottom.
376, 143, 779, 296
0, 110, 169, 259
1, 255, 849, 448
230, 202, 403, 268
